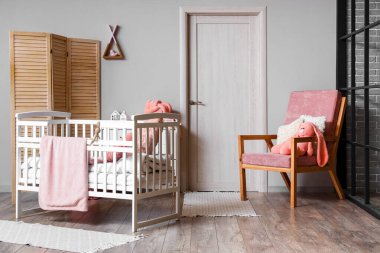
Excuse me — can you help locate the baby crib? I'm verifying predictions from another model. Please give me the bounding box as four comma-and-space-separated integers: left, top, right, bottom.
15, 111, 181, 232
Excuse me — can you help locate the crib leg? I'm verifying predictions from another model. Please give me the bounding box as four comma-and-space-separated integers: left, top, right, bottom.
132, 197, 138, 233
175, 190, 181, 219
15, 189, 22, 220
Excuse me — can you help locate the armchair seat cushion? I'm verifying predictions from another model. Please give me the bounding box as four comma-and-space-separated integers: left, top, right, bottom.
242, 153, 317, 168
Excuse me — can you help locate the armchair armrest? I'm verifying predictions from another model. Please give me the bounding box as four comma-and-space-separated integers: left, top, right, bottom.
292, 135, 335, 144
290, 135, 336, 167
292, 136, 317, 144
238, 134, 277, 156
238, 134, 277, 141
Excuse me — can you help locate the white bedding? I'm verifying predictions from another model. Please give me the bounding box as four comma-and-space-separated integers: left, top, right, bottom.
19, 155, 174, 191
21, 154, 172, 174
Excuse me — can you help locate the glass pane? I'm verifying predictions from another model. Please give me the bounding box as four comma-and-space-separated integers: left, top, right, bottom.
348, 0, 352, 34
347, 38, 352, 88
370, 0, 380, 23
346, 92, 353, 141
355, 146, 366, 200
355, 32, 365, 87
355, 90, 365, 144
356, 0, 365, 30
369, 148, 380, 209
346, 142, 353, 193
369, 88, 380, 148
369, 26, 380, 87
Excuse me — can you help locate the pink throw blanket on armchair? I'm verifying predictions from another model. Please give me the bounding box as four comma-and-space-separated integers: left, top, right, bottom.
39, 136, 88, 211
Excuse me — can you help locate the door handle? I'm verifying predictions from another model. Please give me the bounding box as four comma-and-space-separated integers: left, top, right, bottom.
189, 100, 205, 106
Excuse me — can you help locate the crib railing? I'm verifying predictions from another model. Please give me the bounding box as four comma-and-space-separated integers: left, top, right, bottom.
16, 112, 179, 199
16, 112, 180, 194
15, 111, 181, 231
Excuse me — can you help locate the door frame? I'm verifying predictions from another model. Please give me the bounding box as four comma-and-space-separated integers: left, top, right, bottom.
179, 6, 268, 192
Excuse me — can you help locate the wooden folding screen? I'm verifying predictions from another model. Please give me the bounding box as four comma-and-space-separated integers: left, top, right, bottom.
51, 34, 68, 112
67, 38, 100, 120
10, 31, 100, 202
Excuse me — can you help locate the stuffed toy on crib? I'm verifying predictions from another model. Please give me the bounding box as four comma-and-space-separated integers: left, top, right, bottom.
271, 122, 329, 167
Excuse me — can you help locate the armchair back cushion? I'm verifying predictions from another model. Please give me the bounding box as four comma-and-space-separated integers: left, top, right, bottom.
284, 90, 342, 136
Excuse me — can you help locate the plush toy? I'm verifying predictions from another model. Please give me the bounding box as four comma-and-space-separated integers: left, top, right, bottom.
126, 100, 172, 154
144, 100, 172, 114
271, 122, 328, 167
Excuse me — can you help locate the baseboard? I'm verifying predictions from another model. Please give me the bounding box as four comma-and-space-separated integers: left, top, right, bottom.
267, 186, 335, 193
0, 185, 11, 192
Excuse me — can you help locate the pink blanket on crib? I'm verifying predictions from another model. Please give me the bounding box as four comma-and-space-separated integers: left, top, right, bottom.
39, 136, 88, 211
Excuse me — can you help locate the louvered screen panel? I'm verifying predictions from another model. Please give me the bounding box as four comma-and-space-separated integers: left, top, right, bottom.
51, 34, 68, 112
11, 32, 50, 112
68, 38, 100, 121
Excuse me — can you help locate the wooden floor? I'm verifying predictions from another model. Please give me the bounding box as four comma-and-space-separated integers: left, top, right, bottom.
1, 192, 380, 253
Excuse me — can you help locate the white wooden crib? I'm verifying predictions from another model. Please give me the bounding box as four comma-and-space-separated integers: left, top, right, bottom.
15, 111, 181, 232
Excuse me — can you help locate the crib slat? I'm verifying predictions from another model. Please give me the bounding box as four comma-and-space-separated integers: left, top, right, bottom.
139, 127, 142, 194
175, 126, 180, 189
106, 128, 110, 141
75, 124, 78, 137
32, 148, 37, 187
24, 126, 27, 137
159, 127, 162, 190
90, 124, 94, 139
53, 124, 57, 136
152, 127, 156, 191
61, 124, 64, 137
94, 151, 98, 192
171, 126, 175, 186
122, 152, 126, 195
122, 128, 126, 141
82, 124, 86, 138
23, 147, 28, 186
145, 127, 149, 192
66, 123, 70, 137
103, 151, 107, 192
113, 128, 117, 141
165, 127, 169, 189
32, 126, 36, 138
113, 152, 117, 193
16, 125, 20, 188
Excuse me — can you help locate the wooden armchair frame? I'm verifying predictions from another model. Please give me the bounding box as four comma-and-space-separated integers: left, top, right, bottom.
238, 97, 347, 207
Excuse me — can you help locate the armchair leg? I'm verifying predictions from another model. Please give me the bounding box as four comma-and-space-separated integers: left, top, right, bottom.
328, 168, 345, 200
280, 172, 291, 191
290, 171, 297, 208
240, 167, 247, 201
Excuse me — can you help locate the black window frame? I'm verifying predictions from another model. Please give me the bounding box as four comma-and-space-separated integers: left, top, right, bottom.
337, 0, 380, 218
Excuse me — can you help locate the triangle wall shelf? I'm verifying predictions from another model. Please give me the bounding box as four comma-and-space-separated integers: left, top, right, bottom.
103, 25, 125, 60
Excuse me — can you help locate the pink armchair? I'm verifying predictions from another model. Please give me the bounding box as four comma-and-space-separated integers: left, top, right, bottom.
238, 90, 346, 207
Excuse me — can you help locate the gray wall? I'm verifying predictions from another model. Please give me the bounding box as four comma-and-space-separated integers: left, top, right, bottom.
0, 0, 337, 192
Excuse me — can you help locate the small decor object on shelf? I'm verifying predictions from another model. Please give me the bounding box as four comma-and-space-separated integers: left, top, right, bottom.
110, 110, 120, 120
103, 24, 125, 60
120, 110, 128, 121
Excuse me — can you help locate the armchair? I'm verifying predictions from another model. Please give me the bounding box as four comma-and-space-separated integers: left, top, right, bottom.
238, 90, 346, 207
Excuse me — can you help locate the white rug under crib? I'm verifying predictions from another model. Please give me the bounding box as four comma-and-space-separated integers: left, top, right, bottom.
182, 192, 259, 217
0, 220, 143, 253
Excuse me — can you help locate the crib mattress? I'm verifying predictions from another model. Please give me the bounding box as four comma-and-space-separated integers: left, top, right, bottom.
19, 156, 174, 192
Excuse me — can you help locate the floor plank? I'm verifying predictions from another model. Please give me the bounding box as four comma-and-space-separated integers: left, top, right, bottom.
0, 192, 379, 253
133, 194, 175, 253
249, 192, 304, 253
215, 217, 247, 253
190, 217, 218, 253
237, 216, 276, 253
161, 218, 192, 253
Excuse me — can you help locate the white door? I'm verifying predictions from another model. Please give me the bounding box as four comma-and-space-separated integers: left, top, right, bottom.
189, 15, 265, 191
